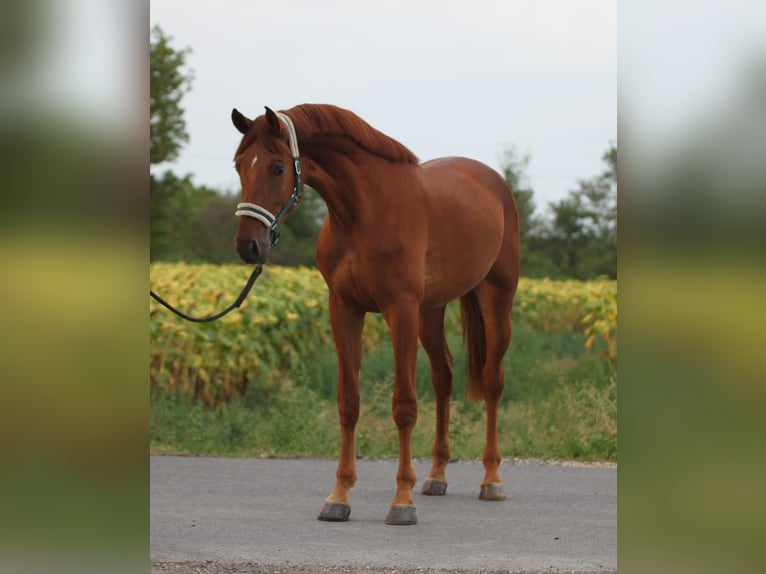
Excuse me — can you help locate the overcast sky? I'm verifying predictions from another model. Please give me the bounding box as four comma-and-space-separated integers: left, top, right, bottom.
150, 0, 616, 208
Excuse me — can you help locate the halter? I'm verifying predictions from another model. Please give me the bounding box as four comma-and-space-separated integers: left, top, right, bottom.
235, 111, 303, 246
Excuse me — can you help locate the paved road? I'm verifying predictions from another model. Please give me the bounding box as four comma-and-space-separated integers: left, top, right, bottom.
151, 456, 615, 573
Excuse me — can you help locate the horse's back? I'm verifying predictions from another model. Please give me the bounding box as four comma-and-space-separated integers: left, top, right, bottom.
421, 157, 512, 201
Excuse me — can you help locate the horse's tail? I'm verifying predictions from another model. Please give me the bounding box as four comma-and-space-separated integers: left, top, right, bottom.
461, 290, 486, 402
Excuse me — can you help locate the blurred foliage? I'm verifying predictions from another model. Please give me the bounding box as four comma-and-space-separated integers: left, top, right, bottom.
0, 231, 147, 574
619, 32, 766, 573
0, 3, 147, 571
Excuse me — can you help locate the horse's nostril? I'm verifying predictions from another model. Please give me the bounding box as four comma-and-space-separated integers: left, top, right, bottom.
248, 239, 260, 261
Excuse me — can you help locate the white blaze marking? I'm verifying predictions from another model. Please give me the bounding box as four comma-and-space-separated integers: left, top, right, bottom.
250, 155, 259, 168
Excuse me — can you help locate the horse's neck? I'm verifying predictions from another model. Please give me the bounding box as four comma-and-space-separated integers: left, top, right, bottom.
303, 146, 402, 229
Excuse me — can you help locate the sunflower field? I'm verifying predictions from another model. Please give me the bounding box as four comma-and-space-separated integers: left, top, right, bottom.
150, 263, 617, 405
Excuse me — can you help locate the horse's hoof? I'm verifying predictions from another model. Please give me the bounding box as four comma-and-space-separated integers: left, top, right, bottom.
421, 478, 448, 496
385, 505, 418, 525
318, 502, 351, 522
479, 483, 506, 501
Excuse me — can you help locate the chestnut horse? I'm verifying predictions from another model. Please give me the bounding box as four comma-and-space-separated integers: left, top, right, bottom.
231, 104, 519, 525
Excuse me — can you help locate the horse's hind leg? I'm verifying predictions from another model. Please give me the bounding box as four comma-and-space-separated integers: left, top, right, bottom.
419, 305, 453, 496
475, 280, 514, 501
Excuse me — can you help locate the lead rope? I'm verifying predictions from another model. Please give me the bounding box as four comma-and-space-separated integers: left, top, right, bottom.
149, 265, 263, 323
149, 111, 303, 323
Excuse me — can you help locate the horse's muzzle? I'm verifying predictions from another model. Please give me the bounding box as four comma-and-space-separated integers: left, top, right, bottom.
236, 237, 269, 265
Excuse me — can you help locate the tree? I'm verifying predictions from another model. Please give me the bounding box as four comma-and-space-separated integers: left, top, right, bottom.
150, 26, 193, 164
499, 145, 563, 277
150, 171, 213, 261
545, 143, 617, 278
500, 145, 538, 242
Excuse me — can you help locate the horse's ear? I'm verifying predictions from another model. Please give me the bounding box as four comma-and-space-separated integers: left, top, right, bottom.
232, 108, 253, 134
264, 106, 281, 136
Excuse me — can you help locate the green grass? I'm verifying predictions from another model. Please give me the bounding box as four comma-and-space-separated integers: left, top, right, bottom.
150, 323, 616, 461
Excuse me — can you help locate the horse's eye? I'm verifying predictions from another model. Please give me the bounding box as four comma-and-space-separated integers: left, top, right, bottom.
272, 164, 285, 176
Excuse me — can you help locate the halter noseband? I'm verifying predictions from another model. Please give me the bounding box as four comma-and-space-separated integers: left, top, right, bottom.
235, 111, 303, 246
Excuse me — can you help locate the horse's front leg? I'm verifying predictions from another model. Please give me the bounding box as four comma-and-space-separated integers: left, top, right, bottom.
382, 301, 420, 525
318, 293, 365, 522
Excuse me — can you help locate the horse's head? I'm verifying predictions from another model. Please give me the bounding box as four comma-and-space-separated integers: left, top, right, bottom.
231, 106, 301, 264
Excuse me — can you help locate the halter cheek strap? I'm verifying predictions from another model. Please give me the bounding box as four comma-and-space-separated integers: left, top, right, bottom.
235, 111, 303, 246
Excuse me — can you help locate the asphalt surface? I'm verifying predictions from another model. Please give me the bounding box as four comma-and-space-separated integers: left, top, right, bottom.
151, 456, 616, 573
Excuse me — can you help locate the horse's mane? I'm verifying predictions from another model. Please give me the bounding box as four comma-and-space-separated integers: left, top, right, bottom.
288, 104, 418, 164
238, 104, 418, 165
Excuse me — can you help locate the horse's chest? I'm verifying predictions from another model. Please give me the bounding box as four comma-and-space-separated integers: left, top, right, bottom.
317, 247, 379, 311
316, 211, 430, 309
